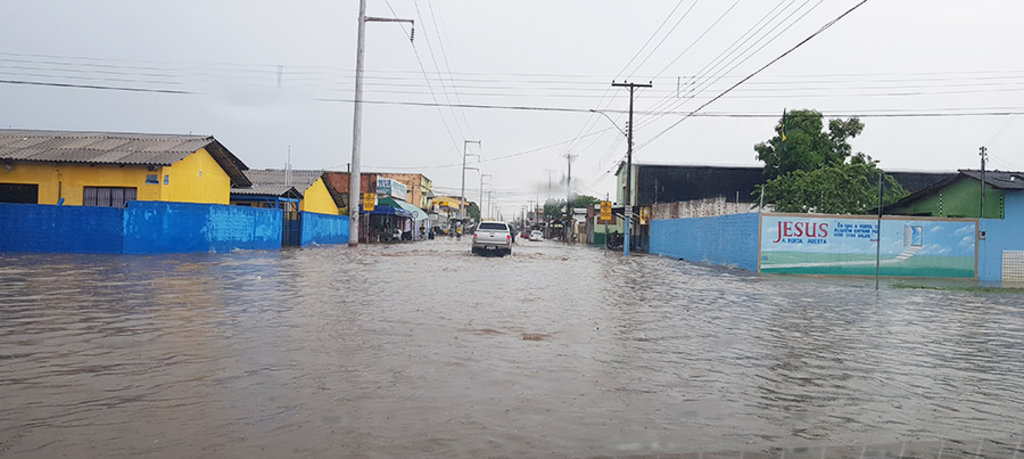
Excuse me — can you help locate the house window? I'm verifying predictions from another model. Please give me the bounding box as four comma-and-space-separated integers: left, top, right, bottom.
0, 183, 38, 203
146, 174, 159, 184
83, 186, 137, 207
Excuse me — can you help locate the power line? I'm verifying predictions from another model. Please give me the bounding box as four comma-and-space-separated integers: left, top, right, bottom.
626, 0, 702, 78
5, 76, 1019, 120
317, 97, 1024, 118
651, 0, 749, 81
410, 0, 467, 141
0, 79, 194, 94
639, 0, 824, 132
382, 0, 463, 157
638, 0, 871, 150
428, 0, 477, 140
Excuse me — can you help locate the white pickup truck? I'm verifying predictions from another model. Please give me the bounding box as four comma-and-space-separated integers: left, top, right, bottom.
471, 221, 512, 256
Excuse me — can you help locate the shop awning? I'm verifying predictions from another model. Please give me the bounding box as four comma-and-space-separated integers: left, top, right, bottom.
379, 197, 428, 221
360, 204, 413, 218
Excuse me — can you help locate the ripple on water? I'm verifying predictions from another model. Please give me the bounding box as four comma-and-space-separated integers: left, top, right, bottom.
1, 239, 1023, 456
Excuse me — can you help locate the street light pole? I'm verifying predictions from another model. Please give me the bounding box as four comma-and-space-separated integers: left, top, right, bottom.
610, 81, 651, 256
348, 0, 413, 246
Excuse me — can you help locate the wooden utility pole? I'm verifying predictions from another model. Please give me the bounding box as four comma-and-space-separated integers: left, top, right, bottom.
980, 146, 988, 219
611, 80, 652, 256
564, 153, 577, 243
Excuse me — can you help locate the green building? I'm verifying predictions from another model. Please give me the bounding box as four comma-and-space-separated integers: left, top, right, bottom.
887, 169, 1024, 219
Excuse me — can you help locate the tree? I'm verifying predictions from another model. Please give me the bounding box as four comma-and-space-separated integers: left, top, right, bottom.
543, 195, 599, 220
467, 202, 480, 221
755, 110, 907, 214
754, 109, 864, 180
572, 195, 600, 209
760, 154, 907, 214
543, 199, 562, 220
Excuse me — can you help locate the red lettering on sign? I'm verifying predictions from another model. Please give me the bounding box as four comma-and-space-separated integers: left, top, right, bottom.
773, 220, 830, 243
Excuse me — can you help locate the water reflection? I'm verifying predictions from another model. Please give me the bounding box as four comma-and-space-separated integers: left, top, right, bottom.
1, 239, 1023, 457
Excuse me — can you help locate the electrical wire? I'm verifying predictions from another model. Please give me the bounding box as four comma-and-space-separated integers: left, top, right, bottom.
382, 0, 464, 157
625, 0, 702, 79
637, 0, 871, 151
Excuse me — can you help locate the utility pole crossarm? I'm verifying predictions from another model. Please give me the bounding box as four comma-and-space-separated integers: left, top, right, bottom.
365, 17, 415, 41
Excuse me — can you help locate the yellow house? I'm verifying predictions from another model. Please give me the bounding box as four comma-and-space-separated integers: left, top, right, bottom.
230, 169, 340, 215
0, 129, 250, 206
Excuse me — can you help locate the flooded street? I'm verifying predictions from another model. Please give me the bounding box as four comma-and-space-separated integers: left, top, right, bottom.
2, 238, 1024, 457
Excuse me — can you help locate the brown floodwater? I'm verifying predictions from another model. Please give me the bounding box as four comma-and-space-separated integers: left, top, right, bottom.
1, 238, 1023, 457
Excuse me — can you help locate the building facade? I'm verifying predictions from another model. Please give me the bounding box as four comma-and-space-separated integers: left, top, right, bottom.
887, 169, 1017, 218
615, 162, 955, 208
232, 169, 339, 215
0, 129, 250, 206
377, 172, 433, 210
321, 171, 377, 215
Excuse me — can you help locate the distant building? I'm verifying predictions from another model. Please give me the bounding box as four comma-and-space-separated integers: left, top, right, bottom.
231, 169, 340, 215
615, 162, 954, 207
0, 129, 250, 206
376, 172, 433, 210
887, 169, 1024, 218
321, 171, 378, 215
231, 169, 344, 247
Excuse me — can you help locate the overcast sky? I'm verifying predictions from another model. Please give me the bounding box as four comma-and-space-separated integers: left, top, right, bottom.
2, 1, 1022, 218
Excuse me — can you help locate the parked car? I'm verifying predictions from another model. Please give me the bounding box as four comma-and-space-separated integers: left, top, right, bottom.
472, 221, 513, 256
529, 230, 544, 241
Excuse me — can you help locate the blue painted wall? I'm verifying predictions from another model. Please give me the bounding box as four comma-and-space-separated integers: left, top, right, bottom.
0, 202, 283, 254
0, 203, 124, 253
650, 212, 760, 271
123, 201, 282, 254
300, 212, 349, 246
979, 191, 1024, 283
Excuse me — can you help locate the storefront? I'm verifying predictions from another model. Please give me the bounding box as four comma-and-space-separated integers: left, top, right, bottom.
359, 204, 413, 243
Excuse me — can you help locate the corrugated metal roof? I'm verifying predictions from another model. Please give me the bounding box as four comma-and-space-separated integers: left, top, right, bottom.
0, 129, 251, 187
959, 169, 1024, 190
0, 130, 208, 166
231, 185, 297, 197
231, 169, 325, 198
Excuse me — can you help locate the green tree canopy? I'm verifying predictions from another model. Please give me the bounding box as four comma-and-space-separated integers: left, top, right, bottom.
543, 195, 599, 219
755, 110, 907, 214
760, 154, 907, 214
754, 109, 864, 180
467, 202, 480, 221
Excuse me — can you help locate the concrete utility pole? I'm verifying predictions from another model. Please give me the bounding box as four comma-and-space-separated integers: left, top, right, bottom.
612, 80, 652, 256
479, 173, 491, 221
547, 170, 553, 200
348, 0, 413, 246
460, 140, 481, 226
565, 153, 577, 243
487, 191, 495, 220
980, 146, 988, 219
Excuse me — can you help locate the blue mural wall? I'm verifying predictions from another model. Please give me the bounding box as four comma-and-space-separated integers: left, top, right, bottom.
760, 215, 976, 278
123, 202, 282, 254
0, 203, 123, 254
649, 212, 759, 271
979, 191, 1024, 283
300, 212, 349, 246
